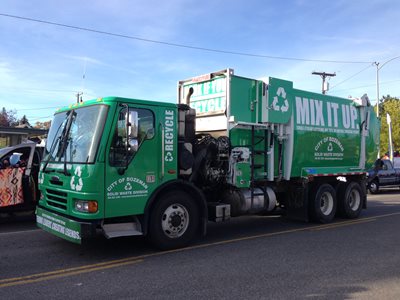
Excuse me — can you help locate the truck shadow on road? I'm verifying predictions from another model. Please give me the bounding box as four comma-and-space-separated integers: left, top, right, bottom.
71, 215, 316, 259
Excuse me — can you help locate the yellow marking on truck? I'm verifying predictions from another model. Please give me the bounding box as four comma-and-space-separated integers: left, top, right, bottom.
2, 211, 400, 288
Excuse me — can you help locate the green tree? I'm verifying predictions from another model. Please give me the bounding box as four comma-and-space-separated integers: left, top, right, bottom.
379, 95, 400, 155
19, 114, 30, 126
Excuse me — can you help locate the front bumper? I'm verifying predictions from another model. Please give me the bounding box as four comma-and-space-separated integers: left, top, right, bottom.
36, 206, 96, 244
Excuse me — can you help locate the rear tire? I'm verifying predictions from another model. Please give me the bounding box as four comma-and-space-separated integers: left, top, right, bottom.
148, 191, 199, 250
337, 182, 363, 219
310, 184, 336, 223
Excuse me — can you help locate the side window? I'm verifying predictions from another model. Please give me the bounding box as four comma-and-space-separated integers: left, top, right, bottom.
0, 147, 31, 169
109, 107, 155, 167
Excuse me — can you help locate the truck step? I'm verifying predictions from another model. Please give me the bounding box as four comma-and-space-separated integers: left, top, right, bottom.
102, 222, 143, 239
208, 203, 231, 222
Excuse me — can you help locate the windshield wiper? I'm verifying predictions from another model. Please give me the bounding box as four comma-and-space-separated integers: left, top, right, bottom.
59, 110, 76, 176
42, 120, 66, 173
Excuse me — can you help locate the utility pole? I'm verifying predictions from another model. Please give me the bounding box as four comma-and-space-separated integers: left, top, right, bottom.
312, 71, 336, 94
76, 92, 83, 104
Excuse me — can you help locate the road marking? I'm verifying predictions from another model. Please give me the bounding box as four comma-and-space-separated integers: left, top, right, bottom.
0, 229, 40, 236
0, 259, 143, 288
311, 218, 376, 231
2, 211, 400, 288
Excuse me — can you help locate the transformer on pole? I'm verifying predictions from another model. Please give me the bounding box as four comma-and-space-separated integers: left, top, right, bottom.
312, 71, 336, 94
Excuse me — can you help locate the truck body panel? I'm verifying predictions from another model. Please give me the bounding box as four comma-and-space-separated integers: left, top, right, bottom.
178, 69, 379, 179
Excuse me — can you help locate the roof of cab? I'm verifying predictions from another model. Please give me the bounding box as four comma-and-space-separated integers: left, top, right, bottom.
55, 96, 177, 114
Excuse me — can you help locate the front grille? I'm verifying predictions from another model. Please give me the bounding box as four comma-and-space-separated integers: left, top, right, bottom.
46, 189, 68, 210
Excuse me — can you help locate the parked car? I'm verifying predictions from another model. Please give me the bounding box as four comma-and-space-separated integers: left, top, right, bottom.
0, 142, 43, 212
367, 159, 400, 194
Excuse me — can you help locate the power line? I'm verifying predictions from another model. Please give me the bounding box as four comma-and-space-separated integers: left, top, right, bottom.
16, 106, 60, 111
0, 13, 373, 64
0, 86, 75, 93
28, 115, 53, 121
333, 79, 400, 93
329, 64, 373, 90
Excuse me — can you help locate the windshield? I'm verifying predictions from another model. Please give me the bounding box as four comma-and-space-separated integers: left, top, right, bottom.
0, 147, 11, 157
44, 105, 108, 163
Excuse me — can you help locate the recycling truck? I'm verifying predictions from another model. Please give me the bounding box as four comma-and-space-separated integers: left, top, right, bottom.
36, 68, 380, 249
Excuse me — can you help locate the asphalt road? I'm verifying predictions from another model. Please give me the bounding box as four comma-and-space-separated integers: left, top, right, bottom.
1, 190, 400, 299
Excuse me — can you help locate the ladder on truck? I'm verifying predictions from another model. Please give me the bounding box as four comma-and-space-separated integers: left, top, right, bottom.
250, 125, 270, 209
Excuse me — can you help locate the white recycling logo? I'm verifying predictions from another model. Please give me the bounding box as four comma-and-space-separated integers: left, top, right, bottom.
124, 183, 132, 191
70, 166, 83, 191
327, 143, 333, 152
272, 87, 289, 112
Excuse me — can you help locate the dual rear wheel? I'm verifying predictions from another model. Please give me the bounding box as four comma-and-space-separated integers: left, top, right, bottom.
310, 181, 363, 223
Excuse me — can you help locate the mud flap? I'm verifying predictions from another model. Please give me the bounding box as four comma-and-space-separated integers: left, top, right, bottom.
282, 181, 309, 222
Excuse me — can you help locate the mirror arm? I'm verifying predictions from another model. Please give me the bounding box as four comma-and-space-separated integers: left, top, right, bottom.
118, 103, 129, 175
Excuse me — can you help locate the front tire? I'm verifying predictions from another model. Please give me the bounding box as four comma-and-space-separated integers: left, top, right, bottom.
148, 191, 199, 250
310, 184, 337, 223
368, 179, 379, 194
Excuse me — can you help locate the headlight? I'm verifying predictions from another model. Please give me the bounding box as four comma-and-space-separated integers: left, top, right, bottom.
75, 200, 98, 213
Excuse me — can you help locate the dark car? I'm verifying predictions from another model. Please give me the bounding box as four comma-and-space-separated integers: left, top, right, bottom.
367, 159, 400, 194
0, 142, 43, 212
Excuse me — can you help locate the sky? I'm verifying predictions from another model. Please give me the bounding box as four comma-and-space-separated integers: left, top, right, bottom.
1, 0, 399, 123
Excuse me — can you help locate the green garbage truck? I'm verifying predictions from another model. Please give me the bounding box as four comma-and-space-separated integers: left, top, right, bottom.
36, 68, 380, 249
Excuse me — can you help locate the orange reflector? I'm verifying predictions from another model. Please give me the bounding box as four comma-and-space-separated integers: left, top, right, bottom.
88, 201, 98, 213
168, 169, 176, 174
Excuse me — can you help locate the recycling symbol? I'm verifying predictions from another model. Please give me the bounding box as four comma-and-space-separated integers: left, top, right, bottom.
272, 87, 289, 112
327, 143, 333, 152
70, 166, 83, 191
124, 183, 132, 191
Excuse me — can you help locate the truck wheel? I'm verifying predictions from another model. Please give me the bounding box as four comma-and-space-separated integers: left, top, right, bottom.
368, 180, 379, 194
148, 191, 199, 250
338, 182, 363, 219
310, 184, 336, 223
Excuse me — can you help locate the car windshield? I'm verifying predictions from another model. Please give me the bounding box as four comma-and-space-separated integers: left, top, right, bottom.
0, 147, 11, 157
44, 105, 108, 163
0, 143, 35, 158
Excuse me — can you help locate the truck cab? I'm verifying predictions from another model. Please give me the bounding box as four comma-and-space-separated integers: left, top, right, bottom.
36, 97, 204, 247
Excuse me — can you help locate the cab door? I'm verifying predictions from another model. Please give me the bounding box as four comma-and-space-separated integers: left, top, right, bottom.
104, 104, 160, 218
